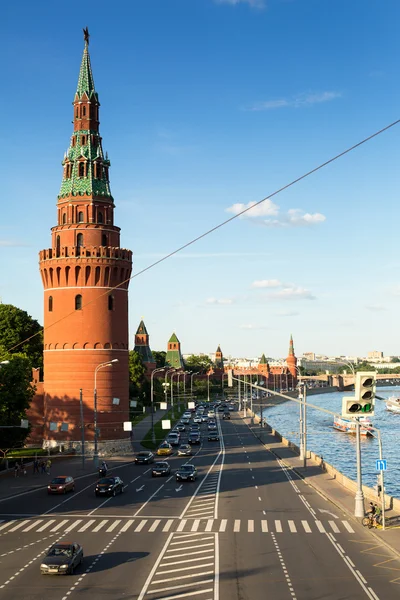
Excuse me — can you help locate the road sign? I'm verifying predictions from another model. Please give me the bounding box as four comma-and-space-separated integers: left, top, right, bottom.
123, 421, 132, 431
376, 459, 387, 471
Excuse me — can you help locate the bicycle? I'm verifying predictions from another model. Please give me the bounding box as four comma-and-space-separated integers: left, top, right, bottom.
362, 514, 382, 529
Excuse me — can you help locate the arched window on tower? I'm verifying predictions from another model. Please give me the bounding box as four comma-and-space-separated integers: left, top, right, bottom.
75, 295, 82, 310
78, 211, 84, 223
76, 108, 79, 118
102, 234, 107, 247
48, 296, 53, 312
81, 135, 86, 145
98, 211, 103, 224
62, 213, 67, 224
108, 295, 114, 311
78, 162, 85, 178
56, 235, 60, 258
77, 233, 83, 256
82, 106, 86, 117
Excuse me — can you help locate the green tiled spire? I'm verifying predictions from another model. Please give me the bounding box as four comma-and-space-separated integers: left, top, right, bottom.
165, 332, 184, 369
168, 333, 180, 344
136, 320, 148, 335
76, 38, 96, 99
259, 353, 267, 364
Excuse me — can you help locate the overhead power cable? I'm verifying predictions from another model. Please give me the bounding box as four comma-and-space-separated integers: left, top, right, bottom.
5, 118, 400, 354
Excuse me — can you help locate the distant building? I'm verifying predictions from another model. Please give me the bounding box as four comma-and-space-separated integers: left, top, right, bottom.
133, 320, 156, 375
368, 351, 384, 361
165, 333, 185, 369
302, 352, 316, 361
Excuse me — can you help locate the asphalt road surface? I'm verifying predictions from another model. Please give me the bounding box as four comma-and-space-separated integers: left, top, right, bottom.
0, 412, 399, 600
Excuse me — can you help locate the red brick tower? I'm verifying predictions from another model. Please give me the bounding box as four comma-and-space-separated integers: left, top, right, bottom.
286, 335, 298, 379
39, 30, 132, 448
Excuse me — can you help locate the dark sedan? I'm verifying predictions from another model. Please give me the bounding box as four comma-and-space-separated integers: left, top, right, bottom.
135, 451, 154, 464
176, 464, 197, 482
208, 432, 220, 441
188, 433, 201, 445
40, 542, 83, 575
95, 476, 124, 497
152, 461, 171, 477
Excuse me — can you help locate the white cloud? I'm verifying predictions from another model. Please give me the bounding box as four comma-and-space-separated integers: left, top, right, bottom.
215, 0, 265, 8
365, 305, 387, 312
226, 199, 279, 218
206, 297, 234, 305
270, 287, 316, 300
252, 279, 283, 288
225, 201, 326, 229
248, 91, 341, 111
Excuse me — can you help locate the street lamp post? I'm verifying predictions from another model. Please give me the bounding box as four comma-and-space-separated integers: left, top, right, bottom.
93, 359, 118, 469
190, 372, 198, 400
171, 372, 177, 419
151, 367, 167, 444
207, 372, 211, 402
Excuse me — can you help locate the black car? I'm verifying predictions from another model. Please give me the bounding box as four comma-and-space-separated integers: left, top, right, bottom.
223, 412, 231, 420
95, 476, 124, 497
40, 542, 83, 575
135, 451, 154, 464
208, 432, 220, 441
176, 424, 186, 432
188, 433, 201, 445
176, 464, 197, 482
152, 461, 171, 477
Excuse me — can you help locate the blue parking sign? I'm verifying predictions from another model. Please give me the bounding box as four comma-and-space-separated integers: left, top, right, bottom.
376, 459, 387, 471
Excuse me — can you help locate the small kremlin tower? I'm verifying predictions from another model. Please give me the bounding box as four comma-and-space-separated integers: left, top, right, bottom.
214, 345, 224, 370
134, 320, 156, 375
286, 335, 297, 379
258, 353, 270, 376
165, 333, 184, 369
39, 30, 132, 446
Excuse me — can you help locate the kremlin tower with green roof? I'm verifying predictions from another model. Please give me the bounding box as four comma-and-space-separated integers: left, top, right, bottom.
134, 320, 156, 374
38, 30, 132, 447
165, 333, 185, 369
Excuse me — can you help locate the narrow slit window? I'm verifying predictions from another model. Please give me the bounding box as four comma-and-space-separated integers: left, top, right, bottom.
75, 294, 82, 310
48, 296, 53, 312
108, 295, 114, 311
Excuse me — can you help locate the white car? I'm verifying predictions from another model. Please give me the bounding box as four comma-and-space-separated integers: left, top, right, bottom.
193, 415, 202, 423
208, 411, 214, 418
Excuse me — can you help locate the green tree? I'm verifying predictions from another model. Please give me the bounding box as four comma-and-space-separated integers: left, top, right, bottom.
128, 350, 146, 400
184, 354, 213, 373
152, 350, 166, 368
0, 304, 43, 369
0, 352, 35, 449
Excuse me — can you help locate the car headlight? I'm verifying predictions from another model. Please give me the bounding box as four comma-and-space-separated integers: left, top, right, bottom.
108, 486, 113, 490
40, 564, 49, 569
59, 564, 69, 569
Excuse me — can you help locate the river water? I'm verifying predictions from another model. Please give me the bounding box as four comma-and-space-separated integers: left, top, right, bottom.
255, 386, 400, 500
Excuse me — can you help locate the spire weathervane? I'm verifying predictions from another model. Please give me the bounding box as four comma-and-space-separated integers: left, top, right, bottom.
83, 27, 90, 46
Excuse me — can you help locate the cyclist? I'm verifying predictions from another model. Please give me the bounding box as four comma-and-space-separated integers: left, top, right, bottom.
374, 504, 382, 526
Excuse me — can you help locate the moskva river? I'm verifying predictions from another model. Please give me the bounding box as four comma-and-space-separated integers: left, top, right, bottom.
256, 386, 400, 499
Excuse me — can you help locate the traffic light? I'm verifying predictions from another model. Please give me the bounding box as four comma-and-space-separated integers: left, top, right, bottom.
341, 371, 376, 418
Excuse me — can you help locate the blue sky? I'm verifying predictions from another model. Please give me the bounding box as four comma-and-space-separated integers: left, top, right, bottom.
1, 0, 399, 359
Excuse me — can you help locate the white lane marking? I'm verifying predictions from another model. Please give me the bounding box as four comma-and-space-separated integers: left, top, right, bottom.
158, 562, 214, 575
214, 531, 220, 600
214, 415, 225, 519
205, 520, 214, 532
166, 542, 214, 554
329, 521, 340, 533
271, 531, 298, 600
176, 519, 187, 532
50, 519, 69, 532
191, 520, 200, 532
356, 570, 368, 584
133, 484, 164, 517
261, 520, 268, 532
161, 555, 214, 566
65, 520, 82, 532
23, 520, 43, 532
149, 519, 161, 532
171, 536, 213, 546
315, 520, 326, 533
219, 519, 227, 532
234, 520, 240, 532
8, 521, 30, 532
248, 520, 254, 533
258, 497, 262, 501
342, 520, 355, 533
44, 479, 96, 515
149, 579, 214, 594
163, 520, 174, 532
106, 519, 121, 532
120, 519, 134, 532
78, 519, 96, 532
0, 521, 15, 531
148, 589, 213, 600
288, 520, 297, 533
152, 570, 214, 584
179, 450, 223, 519
275, 520, 282, 533
37, 520, 56, 532
134, 519, 148, 532
137, 532, 176, 600
301, 520, 311, 533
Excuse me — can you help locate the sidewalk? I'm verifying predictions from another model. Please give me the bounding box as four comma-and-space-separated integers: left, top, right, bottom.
130, 407, 168, 452
240, 412, 400, 558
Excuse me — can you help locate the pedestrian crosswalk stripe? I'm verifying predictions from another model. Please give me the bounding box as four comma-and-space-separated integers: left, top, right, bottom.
205, 520, 213, 532
275, 520, 282, 533
51, 519, 69, 532
191, 520, 200, 532
23, 520, 43, 532
106, 519, 121, 533
248, 520, 254, 533
149, 519, 161, 533
135, 519, 147, 532
0, 520, 15, 531
37, 519, 56, 532
315, 520, 326, 533
78, 519, 95, 532
219, 519, 227, 532
234, 519, 240, 532
163, 519, 174, 532
329, 520, 340, 533
93, 519, 108, 532
302, 520, 311, 533
120, 519, 134, 532
261, 519, 268, 532
65, 519, 82, 532
342, 521, 354, 533
9, 520, 30, 532
288, 520, 297, 533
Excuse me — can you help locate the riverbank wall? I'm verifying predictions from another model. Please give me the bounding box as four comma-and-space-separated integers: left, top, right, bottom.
247, 409, 400, 513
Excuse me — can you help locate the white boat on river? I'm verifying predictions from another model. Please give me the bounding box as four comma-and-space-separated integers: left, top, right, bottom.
386, 396, 400, 414
333, 415, 373, 436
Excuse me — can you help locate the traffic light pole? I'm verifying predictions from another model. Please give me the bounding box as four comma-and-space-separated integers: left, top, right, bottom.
354, 418, 365, 519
